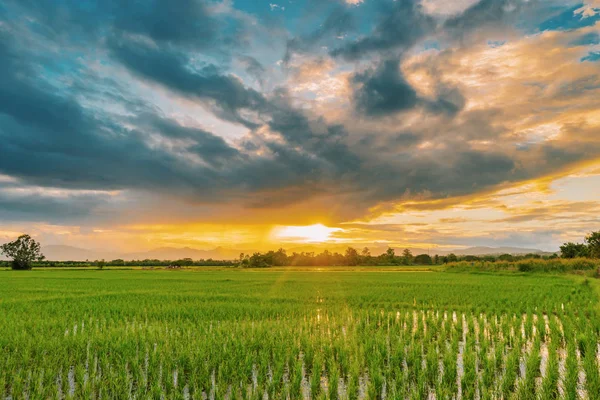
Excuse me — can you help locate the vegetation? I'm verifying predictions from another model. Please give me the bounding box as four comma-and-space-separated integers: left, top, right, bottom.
1, 269, 598, 399
446, 257, 600, 274
1, 258, 237, 269
234, 248, 565, 268
0, 234, 44, 270
560, 231, 600, 259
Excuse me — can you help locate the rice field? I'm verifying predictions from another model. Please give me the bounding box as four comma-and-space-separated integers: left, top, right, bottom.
1, 269, 599, 399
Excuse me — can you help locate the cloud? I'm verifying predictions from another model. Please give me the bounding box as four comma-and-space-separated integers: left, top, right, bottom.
108, 36, 269, 128
420, 0, 480, 17
444, 0, 531, 35
350, 58, 465, 117
331, 0, 435, 60
115, 0, 218, 47
352, 59, 419, 116
1, 0, 600, 252
0, 179, 120, 222
539, 4, 600, 32
284, 5, 355, 62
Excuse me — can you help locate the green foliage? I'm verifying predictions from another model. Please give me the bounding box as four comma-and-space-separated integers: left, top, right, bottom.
561, 242, 589, 258
413, 254, 432, 265
446, 257, 599, 273
402, 249, 413, 265
96, 259, 106, 270
560, 230, 600, 259
585, 231, 600, 258
0, 234, 44, 270
344, 247, 360, 266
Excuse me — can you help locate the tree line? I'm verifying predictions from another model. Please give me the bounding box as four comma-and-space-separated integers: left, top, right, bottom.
235, 247, 563, 268
1, 231, 599, 270
233, 231, 600, 268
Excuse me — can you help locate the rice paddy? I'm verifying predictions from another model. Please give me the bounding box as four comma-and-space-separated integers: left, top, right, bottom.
1, 269, 599, 399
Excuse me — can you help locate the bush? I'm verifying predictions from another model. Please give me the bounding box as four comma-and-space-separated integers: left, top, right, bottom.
517, 262, 533, 272
446, 257, 600, 274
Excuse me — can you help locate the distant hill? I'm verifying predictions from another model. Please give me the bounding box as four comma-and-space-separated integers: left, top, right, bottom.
123, 246, 248, 261
41, 245, 118, 262
35, 245, 245, 262
451, 246, 554, 256
28, 244, 554, 262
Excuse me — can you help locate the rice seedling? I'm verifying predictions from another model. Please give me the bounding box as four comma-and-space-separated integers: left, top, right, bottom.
0, 269, 598, 399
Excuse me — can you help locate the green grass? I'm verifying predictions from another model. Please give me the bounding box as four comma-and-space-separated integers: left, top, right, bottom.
1, 269, 599, 398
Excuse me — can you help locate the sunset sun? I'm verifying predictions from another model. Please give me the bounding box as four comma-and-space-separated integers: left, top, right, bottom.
272, 224, 342, 243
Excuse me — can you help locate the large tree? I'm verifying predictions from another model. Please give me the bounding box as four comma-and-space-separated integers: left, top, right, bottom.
402, 249, 413, 265
0, 235, 45, 270
345, 247, 360, 266
560, 242, 589, 259
585, 231, 600, 259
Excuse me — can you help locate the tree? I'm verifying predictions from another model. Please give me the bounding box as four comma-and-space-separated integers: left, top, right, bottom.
248, 253, 270, 268
585, 231, 600, 259
414, 254, 432, 265
0, 234, 45, 270
345, 247, 360, 266
402, 249, 413, 265
383, 247, 396, 264
238, 253, 249, 268
361, 247, 371, 257
446, 253, 458, 263
273, 248, 288, 266
96, 259, 106, 270
560, 242, 588, 259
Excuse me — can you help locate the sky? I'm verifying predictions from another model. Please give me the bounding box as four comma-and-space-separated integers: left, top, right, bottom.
0, 0, 599, 253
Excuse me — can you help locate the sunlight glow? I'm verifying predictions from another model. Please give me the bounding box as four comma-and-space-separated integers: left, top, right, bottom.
272, 224, 342, 243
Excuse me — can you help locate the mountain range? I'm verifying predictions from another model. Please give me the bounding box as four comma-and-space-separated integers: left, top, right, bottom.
32, 244, 555, 261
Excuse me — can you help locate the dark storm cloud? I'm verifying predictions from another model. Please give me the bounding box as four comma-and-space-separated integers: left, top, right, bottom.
285, 5, 355, 62
352, 150, 518, 206
114, 0, 217, 47
139, 114, 243, 168
353, 59, 419, 116
330, 0, 540, 62
0, 29, 361, 208
109, 36, 268, 128
444, 0, 528, 35
0, 32, 213, 192
0, 183, 111, 222
352, 59, 465, 117
331, 0, 435, 60
2, 0, 223, 49
1, 0, 599, 226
